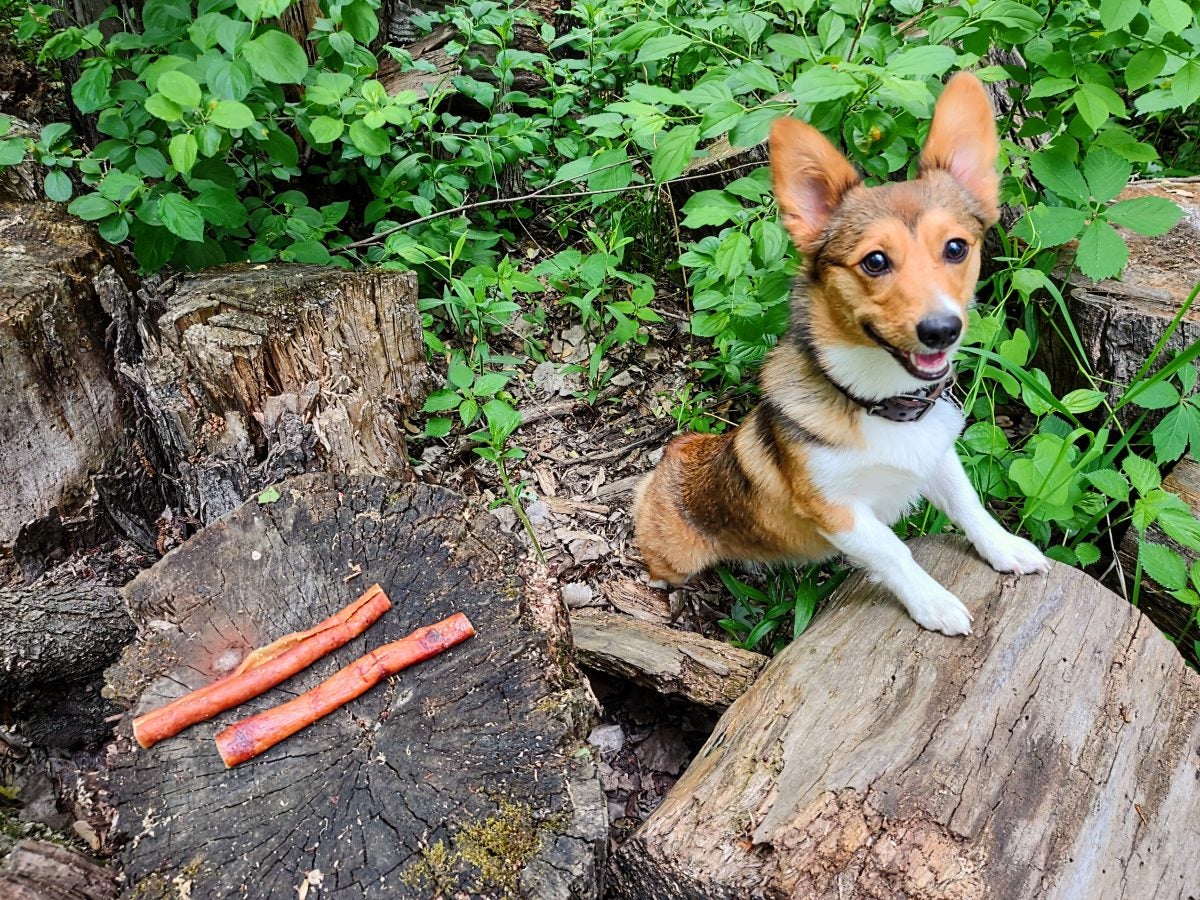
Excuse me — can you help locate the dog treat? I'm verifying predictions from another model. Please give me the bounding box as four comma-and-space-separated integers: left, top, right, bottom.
215, 612, 476, 767
132, 584, 392, 749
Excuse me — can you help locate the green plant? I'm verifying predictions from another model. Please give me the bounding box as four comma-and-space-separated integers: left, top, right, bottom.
716, 563, 847, 653
470, 399, 543, 559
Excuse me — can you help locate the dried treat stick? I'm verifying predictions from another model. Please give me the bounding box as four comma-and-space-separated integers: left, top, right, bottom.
215, 612, 475, 767
133, 584, 392, 749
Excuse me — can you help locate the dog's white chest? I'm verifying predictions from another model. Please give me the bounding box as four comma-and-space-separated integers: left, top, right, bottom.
808, 401, 964, 524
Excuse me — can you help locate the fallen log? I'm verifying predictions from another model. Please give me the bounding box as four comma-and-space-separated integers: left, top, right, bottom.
0, 840, 118, 900
118, 264, 431, 525
570, 610, 766, 710
1118, 455, 1200, 667
612, 536, 1200, 900
0, 202, 136, 546
105, 473, 606, 899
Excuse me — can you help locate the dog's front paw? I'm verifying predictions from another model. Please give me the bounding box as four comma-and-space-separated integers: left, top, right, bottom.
904, 585, 973, 636
976, 530, 1050, 575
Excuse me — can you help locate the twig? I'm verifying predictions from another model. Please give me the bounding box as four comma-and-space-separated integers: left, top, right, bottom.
559, 427, 674, 467
343, 160, 767, 251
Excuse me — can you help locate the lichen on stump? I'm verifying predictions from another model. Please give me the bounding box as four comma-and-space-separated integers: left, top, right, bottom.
612, 537, 1200, 900
105, 474, 605, 899
126, 265, 431, 524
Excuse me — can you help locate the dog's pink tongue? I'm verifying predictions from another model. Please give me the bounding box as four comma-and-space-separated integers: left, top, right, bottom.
913, 351, 947, 370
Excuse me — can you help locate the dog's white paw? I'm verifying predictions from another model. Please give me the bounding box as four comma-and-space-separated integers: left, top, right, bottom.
976, 530, 1050, 575
904, 585, 973, 636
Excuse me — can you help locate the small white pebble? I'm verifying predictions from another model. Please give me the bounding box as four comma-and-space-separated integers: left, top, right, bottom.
251, 550, 262, 561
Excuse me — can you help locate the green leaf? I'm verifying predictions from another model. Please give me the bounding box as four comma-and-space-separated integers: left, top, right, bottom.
210, 99, 255, 129
424, 417, 452, 438
1148, 0, 1192, 33
680, 190, 743, 229
1152, 405, 1191, 463
236, 0, 292, 20
341, 0, 380, 43
790, 66, 858, 102
472, 372, 509, 396
1082, 149, 1131, 203
1085, 468, 1130, 501
194, 186, 248, 227
635, 34, 692, 63
1106, 196, 1183, 236
0, 139, 26, 167
349, 120, 390, 156
1061, 389, 1106, 413
422, 389, 461, 413
1126, 48, 1166, 91
1076, 542, 1101, 567
1128, 379, 1180, 409
1171, 61, 1200, 110
1099, 0, 1141, 31
1016, 204, 1087, 247
157, 71, 202, 108
1074, 220, 1128, 281
44, 169, 72, 202
309, 115, 344, 144
1029, 151, 1089, 203
158, 192, 206, 242
1028, 77, 1076, 99
448, 358, 474, 390
168, 133, 198, 174
241, 30, 309, 84
258, 485, 281, 504
888, 45, 956, 78
68, 193, 118, 221
1123, 453, 1161, 495
98, 213, 129, 244
651, 125, 698, 183
72, 61, 112, 113
1073, 83, 1122, 131
145, 93, 184, 122
1140, 541, 1188, 590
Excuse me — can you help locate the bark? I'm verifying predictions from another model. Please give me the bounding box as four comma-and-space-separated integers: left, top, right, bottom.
0, 580, 134, 695
1042, 178, 1200, 418
570, 610, 766, 710
0, 120, 45, 202
611, 536, 1200, 900
117, 264, 431, 525
0, 202, 136, 547
0, 840, 118, 900
1118, 455, 1200, 667
104, 473, 606, 899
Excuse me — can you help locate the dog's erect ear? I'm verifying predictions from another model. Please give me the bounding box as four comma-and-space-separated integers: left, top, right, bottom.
920, 72, 1000, 226
770, 116, 861, 254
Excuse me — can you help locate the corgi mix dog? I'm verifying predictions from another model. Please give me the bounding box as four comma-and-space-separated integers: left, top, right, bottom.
633, 72, 1048, 636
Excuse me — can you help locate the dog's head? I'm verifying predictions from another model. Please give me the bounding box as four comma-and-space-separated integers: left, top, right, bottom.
770, 72, 998, 390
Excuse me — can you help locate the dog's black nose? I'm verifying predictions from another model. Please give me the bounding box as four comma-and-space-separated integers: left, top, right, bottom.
916, 315, 962, 350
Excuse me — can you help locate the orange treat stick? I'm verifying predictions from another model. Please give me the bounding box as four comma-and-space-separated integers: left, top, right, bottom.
215, 612, 475, 767
132, 584, 392, 749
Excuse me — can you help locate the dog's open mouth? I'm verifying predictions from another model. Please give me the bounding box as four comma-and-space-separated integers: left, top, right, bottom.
863, 324, 952, 382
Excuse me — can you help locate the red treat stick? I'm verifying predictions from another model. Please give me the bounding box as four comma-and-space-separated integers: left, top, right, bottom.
133, 584, 392, 749
215, 612, 476, 767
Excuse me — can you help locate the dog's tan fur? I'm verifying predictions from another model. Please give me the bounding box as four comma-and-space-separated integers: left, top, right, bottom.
633, 73, 1003, 586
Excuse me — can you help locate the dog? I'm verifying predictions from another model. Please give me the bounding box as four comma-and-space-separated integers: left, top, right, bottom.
633, 72, 1048, 636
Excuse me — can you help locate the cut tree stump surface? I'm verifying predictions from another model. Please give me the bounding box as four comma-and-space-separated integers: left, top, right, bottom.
0, 202, 132, 545
124, 264, 430, 524
612, 536, 1200, 900
104, 473, 605, 899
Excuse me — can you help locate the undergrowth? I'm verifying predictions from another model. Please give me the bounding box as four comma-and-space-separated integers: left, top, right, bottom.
3, 0, 1200, 658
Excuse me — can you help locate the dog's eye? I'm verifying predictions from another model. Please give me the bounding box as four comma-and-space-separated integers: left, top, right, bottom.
860, 251, 890, 276
944, 238, 969, 263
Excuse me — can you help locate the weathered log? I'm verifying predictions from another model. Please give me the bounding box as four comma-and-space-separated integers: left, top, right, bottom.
104, 473, 606, 899
1044, 177, 1200, 415
1118, 455, 1200, 667
0, 202, 135, 547
0, 580, 134, 694
570, 610, 766, 710
612, 536, 1200, 900
118, 264, 431, 525
0, 840, 119, 900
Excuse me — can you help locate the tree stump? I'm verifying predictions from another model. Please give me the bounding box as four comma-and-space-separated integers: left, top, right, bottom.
1118, 455, 1200, 667
121, 265, 431, 525
612, 536, 1200, 900
104, 473, 605, 899
0, 840, 119, 900
1044, 177, 1200, 415
0, 202, 135, 547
